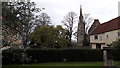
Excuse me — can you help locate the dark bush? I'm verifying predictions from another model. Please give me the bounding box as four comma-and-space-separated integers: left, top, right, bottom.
2, 48, 120, 64
26, 49, 62, 63
111, 49, 120, 61
60, 49, 103, 61
2, 49, 31, 65
26, 48, 103, 63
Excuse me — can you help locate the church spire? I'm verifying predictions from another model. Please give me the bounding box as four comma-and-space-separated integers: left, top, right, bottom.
79, 5, 83, 21
80, 5, 83, 17
77, 5, 85, 47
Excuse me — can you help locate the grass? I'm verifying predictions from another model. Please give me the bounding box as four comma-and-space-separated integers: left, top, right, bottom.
2, 61, 120, 68
27, 62, 103, 66
114, 61, 120, 67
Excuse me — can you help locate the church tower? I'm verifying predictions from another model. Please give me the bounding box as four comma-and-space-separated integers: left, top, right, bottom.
77, 5, 85, 47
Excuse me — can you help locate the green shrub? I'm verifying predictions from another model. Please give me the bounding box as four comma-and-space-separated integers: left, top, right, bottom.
26, 48, 103, 63
2, 49, 31, 64
3, 48, 120, 64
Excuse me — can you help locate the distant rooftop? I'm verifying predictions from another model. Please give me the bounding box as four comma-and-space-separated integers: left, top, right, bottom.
89, 16, 120, 35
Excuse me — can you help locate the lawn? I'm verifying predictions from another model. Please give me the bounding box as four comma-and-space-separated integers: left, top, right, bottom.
114, 61, 120, 67
2, 61, 120, 68
27, 62, 103, 66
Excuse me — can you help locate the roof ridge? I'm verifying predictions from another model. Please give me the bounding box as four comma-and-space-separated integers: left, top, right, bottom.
101, 16, 120, 25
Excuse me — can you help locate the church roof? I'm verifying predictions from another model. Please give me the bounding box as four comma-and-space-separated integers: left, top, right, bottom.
90, 16, 120, 35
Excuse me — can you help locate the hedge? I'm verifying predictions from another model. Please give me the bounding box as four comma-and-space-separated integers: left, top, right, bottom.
111, 49, 120, 60
2, 48, 120, 64
26, 49, 103, 63
2, 49, 24, 64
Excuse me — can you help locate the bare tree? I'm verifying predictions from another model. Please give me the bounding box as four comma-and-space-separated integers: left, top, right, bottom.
83, 14, 93, 46
61, 12, 78, 47
83, 13, 93, 34
35, 12, 51, 28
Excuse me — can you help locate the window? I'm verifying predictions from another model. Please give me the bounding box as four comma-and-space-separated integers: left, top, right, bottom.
81, 27, 82, 29
100, 36, 102, 40
94, 35, 98, 39
96, 44, 101, 49
118, 32, 120, 37
106, 35, 108, 38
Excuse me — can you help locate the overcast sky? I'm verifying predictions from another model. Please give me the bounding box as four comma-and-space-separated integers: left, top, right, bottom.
31, 0, 119, 26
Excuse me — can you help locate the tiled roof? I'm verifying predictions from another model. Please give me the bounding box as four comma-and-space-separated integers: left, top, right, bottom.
88, 19, 100, 35
90, 16, 120, 35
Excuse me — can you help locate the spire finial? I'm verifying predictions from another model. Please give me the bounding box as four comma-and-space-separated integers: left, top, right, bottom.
80, 5, 82, 16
